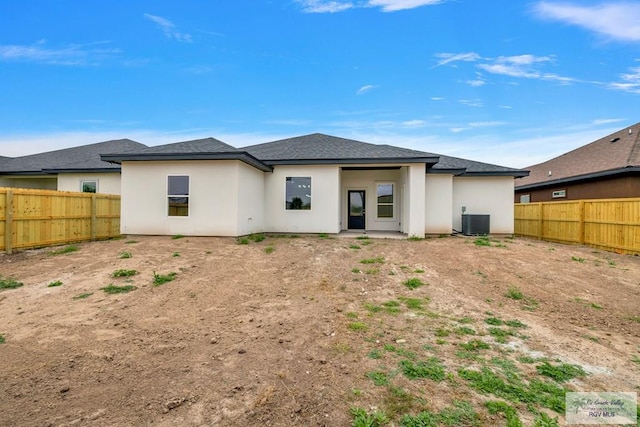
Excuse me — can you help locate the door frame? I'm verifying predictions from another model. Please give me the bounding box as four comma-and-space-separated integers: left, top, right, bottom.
347, 189, 366, 230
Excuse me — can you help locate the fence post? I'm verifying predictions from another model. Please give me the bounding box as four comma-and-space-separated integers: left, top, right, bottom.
578, 200, 585, 244
5, 189, 13, 254
537, 202, 543, 240
90, 194, 97, 241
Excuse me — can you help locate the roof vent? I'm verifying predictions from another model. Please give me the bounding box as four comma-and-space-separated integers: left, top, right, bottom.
629, 128, 633, 135
610, 137, 620, 143
548, 170, 552, 177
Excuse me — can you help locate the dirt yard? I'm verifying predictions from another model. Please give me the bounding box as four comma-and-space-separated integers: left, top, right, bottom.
0, 234, 638, 426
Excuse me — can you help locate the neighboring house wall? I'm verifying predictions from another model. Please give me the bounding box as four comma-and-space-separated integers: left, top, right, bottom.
120, 160, 260, 236
263, 165, 340, 234
57, 173, 122, 194
0, 176, 57, 190
425, 174, 453, 234
341, 168, 402, 232
515, 175, 640, 203
236, 162, 265, 236
452, 176, 515, 234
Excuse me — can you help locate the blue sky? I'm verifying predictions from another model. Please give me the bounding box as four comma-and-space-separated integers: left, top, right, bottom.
1, 1, 640, 168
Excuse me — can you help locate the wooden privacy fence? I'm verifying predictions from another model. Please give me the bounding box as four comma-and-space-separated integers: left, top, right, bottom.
0, 188, 121, 254
514, 198, 640, 255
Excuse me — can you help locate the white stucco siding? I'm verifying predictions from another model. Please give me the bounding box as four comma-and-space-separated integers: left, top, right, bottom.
236, 162, 265, 236
452, 176, 515, 234
406, 164, 426, 237
341, 168, 401, 231
263, 165, 340, 234
120, 160, 245, 236
57, 173, 121, 194
0, 176, 57, 190
425, 174, 453, 234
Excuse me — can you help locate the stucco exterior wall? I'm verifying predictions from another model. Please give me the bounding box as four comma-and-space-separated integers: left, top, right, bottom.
425, 173, 453, 234
406, 164, 426, 237
263, 165, 340, 234
340, 168, 401, 231
120, 160, 255, 236
452, 176, 515, 234
236, 162, 265, 236
57, 173, 121, 194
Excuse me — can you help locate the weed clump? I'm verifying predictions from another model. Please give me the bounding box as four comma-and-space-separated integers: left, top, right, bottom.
403, 278, 425, 290
153, 272, 177, 285
48, 245, 79, 256
0, 276, 23, 291
111, 269, 138, 278
101, 284, 136, 294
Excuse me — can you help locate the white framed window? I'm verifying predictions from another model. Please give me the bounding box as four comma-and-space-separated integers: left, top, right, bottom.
519, 194, 530, 204
168, 175, 189, 217
285, 177, 311, 210
552, 190, 566, 199
81, 180, 98, 193
376, 183, 394, 219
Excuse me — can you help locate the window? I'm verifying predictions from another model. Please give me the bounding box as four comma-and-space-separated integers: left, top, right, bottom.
285, 177, 311, 210
519, 194, 530, 204
168, 175, 189, 216
81, 180, 97, 193
552, 190, 566, 198
377, 183, 394, 218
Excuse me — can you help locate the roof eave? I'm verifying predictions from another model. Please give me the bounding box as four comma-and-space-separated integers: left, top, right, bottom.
100, 152, 273, 172
515, 167, 640, 191
262, 156, 440, 166
42, 168, 121, 174
460, 171, 530, 178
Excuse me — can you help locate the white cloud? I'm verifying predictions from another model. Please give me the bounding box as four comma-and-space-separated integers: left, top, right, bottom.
592, 118, 625, 125
367, 0, 443, 12
449, 127, 468, 133
402, 120, 426, 128
534, 2, 640, 42
468, 121, 507, 128
500, 105, 513, 109
434, 52, 482, 67
431, 97, 445, 101
458, 99, 483, 107
296, 0, 443, 13
609, 66, 640, 94
144, 14, 192, 42
356, 84, 377, 95
0, 40, 120, 65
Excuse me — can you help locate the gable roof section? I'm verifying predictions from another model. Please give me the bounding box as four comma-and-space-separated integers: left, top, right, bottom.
515, 122, 640, 190
100, 137, 272, 172
429, 154, 529, 176
1, 139, 147, 174
242, 133, 440, 165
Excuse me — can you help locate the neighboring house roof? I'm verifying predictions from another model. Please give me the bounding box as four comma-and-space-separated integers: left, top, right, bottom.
515, 122, 640, 190
1, 139, 147, 175
101, 133, 527, 177
101, 137, 272, 172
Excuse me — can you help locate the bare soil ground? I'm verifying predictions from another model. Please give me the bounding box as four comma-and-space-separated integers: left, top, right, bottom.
0, 234, 639, 427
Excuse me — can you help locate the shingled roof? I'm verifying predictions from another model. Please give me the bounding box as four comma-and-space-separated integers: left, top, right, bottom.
515, 122, 640, 190
1, 139, 147, 174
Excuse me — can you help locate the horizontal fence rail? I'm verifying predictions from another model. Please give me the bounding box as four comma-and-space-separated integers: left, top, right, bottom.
0, 188, 121, 254
515, 198, 640, 255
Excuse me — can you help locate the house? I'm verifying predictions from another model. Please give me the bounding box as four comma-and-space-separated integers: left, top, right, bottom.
515, 122, 640, 202
0, 139, 146, 194
101, 133, 527, 237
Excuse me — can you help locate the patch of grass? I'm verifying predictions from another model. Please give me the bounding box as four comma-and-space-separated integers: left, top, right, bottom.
607, 259, 617, 267
72, 292, 93, 300
505, 286, 524, 300
438, 400, 480, 426
0, 276, 24, 291
628, 315, 640, 323
171, 234, 185, 240
48, 245, 79, 256
101, 284, 137, 294
119, 251, 132, 259
457, 316, 474, 324
264, 245, 275, 254
47, 280, 63, 287
535, 361, 586, 382
368, 349, 383, 359
407, 235, 423, 241
125, 240, 139, 244
350, 407, 388, 426
485, 317, 503, 326
356, 235, 370, 240
403, 278, 425, 290
485, 401, 523, 427
237, 237, 249, 245
249, 233, 266, 242
399, 358, 446, 381
382, 300, 401, 314
345, 312, 359, 319
631, 355, 640, 364
589, 302, 603, 310
366, 371, 390, 386
318, 233, 329, 239
435, 328, 450, 337
364, 303, 382, 314
365, 268, 380, 275
517, 355, 537, 364
0, 333, 5, 344
111, 269, 138, 278
488, 327, 516, 343
152, 271, 177, 285
384, 386, 415, 419
360, 257, 385, 264
349, 244, 361, 250
398, 297, 424, 310
352, 268, 362, 273
348, 322, 368, 331
413, 269, 425, 273
504, 319, 527, 328
383, 343, 397, 352
532, 412, 559, 427
474, 236, 491, 247
459, 339, 491, 352
172, 252, 180, 257
571, 256, 585, 263
455, 326, 477, 335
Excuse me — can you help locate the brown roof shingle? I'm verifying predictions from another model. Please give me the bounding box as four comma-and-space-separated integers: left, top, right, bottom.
515, 122, 640, 189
